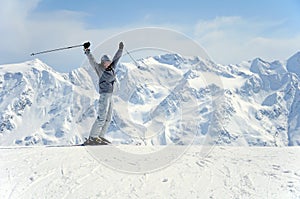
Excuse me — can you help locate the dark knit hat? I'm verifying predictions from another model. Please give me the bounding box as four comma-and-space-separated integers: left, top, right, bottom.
101, 55, 111, 62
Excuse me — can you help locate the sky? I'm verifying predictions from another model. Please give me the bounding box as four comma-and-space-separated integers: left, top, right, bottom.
1, 0, 300, 72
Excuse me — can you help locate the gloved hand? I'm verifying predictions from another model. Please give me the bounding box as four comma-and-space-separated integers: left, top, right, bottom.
83, 42, 90, 49
119, 42, 124, 49
83, 42, 90, 54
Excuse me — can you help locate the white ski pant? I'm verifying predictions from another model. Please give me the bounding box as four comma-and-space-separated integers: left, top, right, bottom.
89, 93, 113, 138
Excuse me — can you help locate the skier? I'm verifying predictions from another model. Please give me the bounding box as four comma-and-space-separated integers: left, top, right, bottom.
83, 41, 124, 145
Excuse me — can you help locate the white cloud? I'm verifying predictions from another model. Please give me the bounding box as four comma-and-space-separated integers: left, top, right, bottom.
194, 16, 300, 64
0, 0, 127, 72
0, 0, 206, 73
0, 0, 40, 52
1, 1, 299, 72
1, 0, 193, 72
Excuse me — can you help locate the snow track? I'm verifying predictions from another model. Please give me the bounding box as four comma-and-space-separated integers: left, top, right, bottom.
1, 146, 300, 198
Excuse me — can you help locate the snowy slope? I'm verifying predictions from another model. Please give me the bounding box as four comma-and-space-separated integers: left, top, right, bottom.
0, 146, 299, 198
0, 59, 97, 146
1, 52, 300, 146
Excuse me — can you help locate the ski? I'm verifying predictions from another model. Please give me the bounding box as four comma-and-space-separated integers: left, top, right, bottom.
44, 144, 85, 147
0, 137, 113, 149
0, 144, 113, 149
0, 144, 84, 149
83, 136, 111, 146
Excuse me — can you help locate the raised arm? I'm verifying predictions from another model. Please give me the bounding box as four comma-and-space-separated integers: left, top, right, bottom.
83, 43, 103, 77
111, 42, 124, 69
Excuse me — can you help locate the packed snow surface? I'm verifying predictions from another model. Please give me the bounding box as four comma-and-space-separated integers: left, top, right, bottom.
0, 146, 299, 198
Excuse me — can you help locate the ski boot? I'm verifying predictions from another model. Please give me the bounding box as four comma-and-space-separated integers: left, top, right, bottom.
83, 137, 110, 146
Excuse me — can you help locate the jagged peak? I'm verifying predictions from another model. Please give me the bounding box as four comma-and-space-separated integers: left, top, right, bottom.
250, 57, 271, 74
28, 58, 43, 65
252, 57, 269, 66
154, 53, 183, 60
153, 53, 185, 65
27, 59, 57, 72
289, 51, 300, 59
0, 59, 57, 74
287, 51, 300, 77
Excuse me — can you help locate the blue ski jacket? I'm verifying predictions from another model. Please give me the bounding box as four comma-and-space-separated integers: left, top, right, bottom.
85, 48, 123, 93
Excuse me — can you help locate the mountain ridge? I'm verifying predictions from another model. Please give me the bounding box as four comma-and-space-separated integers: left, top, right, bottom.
1, 52, 300, 146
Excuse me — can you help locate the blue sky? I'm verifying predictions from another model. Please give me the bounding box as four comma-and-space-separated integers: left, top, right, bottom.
1, 0, 300, 72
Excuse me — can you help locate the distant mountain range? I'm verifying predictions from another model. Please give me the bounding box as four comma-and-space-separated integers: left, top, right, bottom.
1, 51, 300, 146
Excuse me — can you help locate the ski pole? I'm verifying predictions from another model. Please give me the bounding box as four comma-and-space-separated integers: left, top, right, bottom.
30, 42, 90, 56
124, 47, 140, 67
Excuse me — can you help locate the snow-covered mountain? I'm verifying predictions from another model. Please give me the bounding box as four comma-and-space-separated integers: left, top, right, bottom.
0, 59, 97, 146
1, 52, 300, 146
